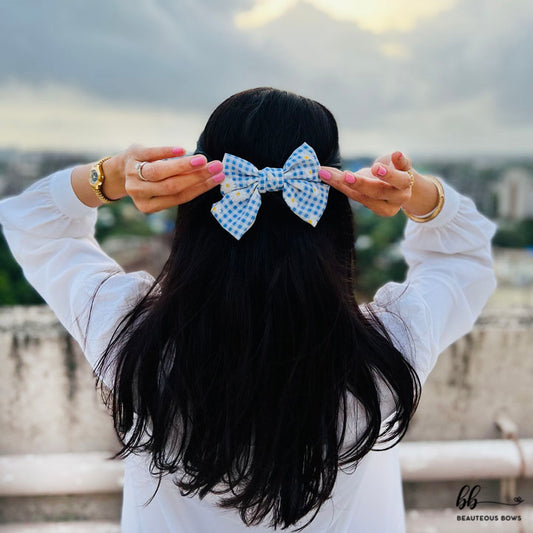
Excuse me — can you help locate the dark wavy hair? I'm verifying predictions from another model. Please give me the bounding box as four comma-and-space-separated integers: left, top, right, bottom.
95, 87, 421, 531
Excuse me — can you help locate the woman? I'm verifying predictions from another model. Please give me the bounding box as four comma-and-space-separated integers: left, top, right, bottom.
0, 87, 497, 532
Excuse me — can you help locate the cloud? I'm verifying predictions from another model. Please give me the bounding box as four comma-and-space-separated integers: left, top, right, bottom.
398, 0, 533, 123
0, 0, 532, 155
235, 0, 533, 152
236, 0, 461, 33
0, 0, 284, 111
0, 81, 205, 153
341, 92, 533, 157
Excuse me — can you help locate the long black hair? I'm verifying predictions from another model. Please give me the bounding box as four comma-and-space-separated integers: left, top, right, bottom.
95, 87, 420, 531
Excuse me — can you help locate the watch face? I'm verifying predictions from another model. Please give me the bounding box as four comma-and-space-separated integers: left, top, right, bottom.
90, 169, 100, 186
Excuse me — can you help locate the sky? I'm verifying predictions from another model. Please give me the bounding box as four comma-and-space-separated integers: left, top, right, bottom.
0, 0, 532, 158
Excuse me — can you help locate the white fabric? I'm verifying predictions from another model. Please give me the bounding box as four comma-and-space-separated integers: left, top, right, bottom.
0, 168, 497, 533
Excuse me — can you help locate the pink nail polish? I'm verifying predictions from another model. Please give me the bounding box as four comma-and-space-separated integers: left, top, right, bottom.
344, 172, 356, 184
172, 147, 185, 155
211, 172, 225, 183
207, 161, 223, 174
377, 165, 387, 176
191, 155, 206, 167
318, 169, 331, 180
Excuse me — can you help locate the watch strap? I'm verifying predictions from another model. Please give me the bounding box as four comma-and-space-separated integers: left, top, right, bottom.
89, 156, 117, 204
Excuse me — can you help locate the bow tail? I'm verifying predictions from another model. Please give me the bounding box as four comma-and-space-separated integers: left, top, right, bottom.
282, 182, 329, 227
211, 188, 262, 240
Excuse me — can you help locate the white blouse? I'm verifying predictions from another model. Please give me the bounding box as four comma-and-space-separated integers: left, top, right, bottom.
0, 167, 497, 533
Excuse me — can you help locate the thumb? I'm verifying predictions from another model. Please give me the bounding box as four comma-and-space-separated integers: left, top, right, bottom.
131, 144, 186, 162
391, 151, 412, 171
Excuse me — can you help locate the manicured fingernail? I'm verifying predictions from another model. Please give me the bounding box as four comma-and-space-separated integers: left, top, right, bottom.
172, 146, 185, 155
211, 172, 225, 183
377, 165, 387, 176
207, 161, 223, 174
191, 155, 206, 167
396, 151, 403, 159
344, 171, 356, 184
318, 169, 331, 180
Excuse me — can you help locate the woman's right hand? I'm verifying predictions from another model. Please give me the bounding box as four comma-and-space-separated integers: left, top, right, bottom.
72, 144, 225, 211
318, 151, 439, 218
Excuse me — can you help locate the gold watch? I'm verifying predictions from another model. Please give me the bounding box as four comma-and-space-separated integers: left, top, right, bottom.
89, 157, 118, 204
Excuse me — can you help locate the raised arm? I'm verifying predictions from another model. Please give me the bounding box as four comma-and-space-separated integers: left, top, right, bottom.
318, 153, 497, 384
0, 145, 224, 388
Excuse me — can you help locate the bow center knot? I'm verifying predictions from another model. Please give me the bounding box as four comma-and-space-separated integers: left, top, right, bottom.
258, 167, 284, 193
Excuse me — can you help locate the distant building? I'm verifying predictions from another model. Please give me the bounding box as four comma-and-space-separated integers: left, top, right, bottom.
495, 167, 533, 220
0, 150, 91, 197
493, 246, 533, 286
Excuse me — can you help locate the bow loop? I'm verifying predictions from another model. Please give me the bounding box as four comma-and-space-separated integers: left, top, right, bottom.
211, 143, 329, 240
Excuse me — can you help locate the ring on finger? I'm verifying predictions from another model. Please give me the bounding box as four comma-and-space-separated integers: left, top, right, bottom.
136, 161, 149, 182
406, 169, 415, 190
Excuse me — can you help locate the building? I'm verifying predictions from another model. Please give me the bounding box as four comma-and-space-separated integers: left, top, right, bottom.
495, 167, 533, 220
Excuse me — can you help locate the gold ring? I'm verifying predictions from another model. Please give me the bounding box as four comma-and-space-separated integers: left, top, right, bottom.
406, 169, 415, 189
136, 161, 148, 182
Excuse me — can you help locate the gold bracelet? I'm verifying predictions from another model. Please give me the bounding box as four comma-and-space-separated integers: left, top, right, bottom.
402, 176, 444, 223
406, 169, 415, 190
89, 156, 118, 204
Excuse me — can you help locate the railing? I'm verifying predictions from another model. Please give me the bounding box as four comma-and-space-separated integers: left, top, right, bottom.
1, 439, 532, 497
400, 439, 533, 481
1, 440, 532, 532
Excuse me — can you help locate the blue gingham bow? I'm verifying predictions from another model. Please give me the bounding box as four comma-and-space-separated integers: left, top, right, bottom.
211, 142, 329, 240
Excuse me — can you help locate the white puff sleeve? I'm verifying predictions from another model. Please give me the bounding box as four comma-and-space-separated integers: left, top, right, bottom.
367, 179, 498, 386
0, 168, 155, 389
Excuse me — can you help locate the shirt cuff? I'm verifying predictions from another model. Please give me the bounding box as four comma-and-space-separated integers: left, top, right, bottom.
49, 167, 97, 219
405, 178, 460, 231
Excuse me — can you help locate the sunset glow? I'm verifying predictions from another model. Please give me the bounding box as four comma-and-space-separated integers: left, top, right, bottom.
235, 0, 460, 32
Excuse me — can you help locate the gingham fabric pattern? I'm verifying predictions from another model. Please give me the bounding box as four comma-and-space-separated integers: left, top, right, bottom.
211, 142, 330, 240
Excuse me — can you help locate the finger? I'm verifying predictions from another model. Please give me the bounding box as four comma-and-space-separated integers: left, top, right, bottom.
370, 163, 411, 190
318, 167, 403, 216
336, 184, 402, 217
347, 173, 399, 201
318, 167, 400, 203
318, 167, 358, 198
318, 167, 361, 196
131, 144, 186, 162
391, 151, 412, 171
351, 191, 401, 217
139, 174, 224, 213
319, 166, 391, 198
137, 157, 222, 182
374, 151, 412, 170
355, 175, 409, 202
134, 167, 224, 198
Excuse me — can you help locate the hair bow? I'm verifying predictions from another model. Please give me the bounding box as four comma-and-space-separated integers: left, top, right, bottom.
210, 142, 329, 240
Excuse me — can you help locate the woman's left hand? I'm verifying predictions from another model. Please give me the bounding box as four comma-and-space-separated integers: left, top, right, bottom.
318, 151, 415, 217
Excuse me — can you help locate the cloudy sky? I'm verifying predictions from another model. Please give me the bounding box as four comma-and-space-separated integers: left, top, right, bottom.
0, 0, 532, 158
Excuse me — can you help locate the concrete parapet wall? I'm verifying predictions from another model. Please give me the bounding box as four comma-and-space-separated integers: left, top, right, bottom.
406, 307, 533, 441
0, 305, 532, 523
0, 306, 119, 455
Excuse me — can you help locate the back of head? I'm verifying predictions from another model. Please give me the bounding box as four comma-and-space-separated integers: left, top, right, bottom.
180, 86, 349, 257
197, 87, 341, 169
97, 87, 420, 531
